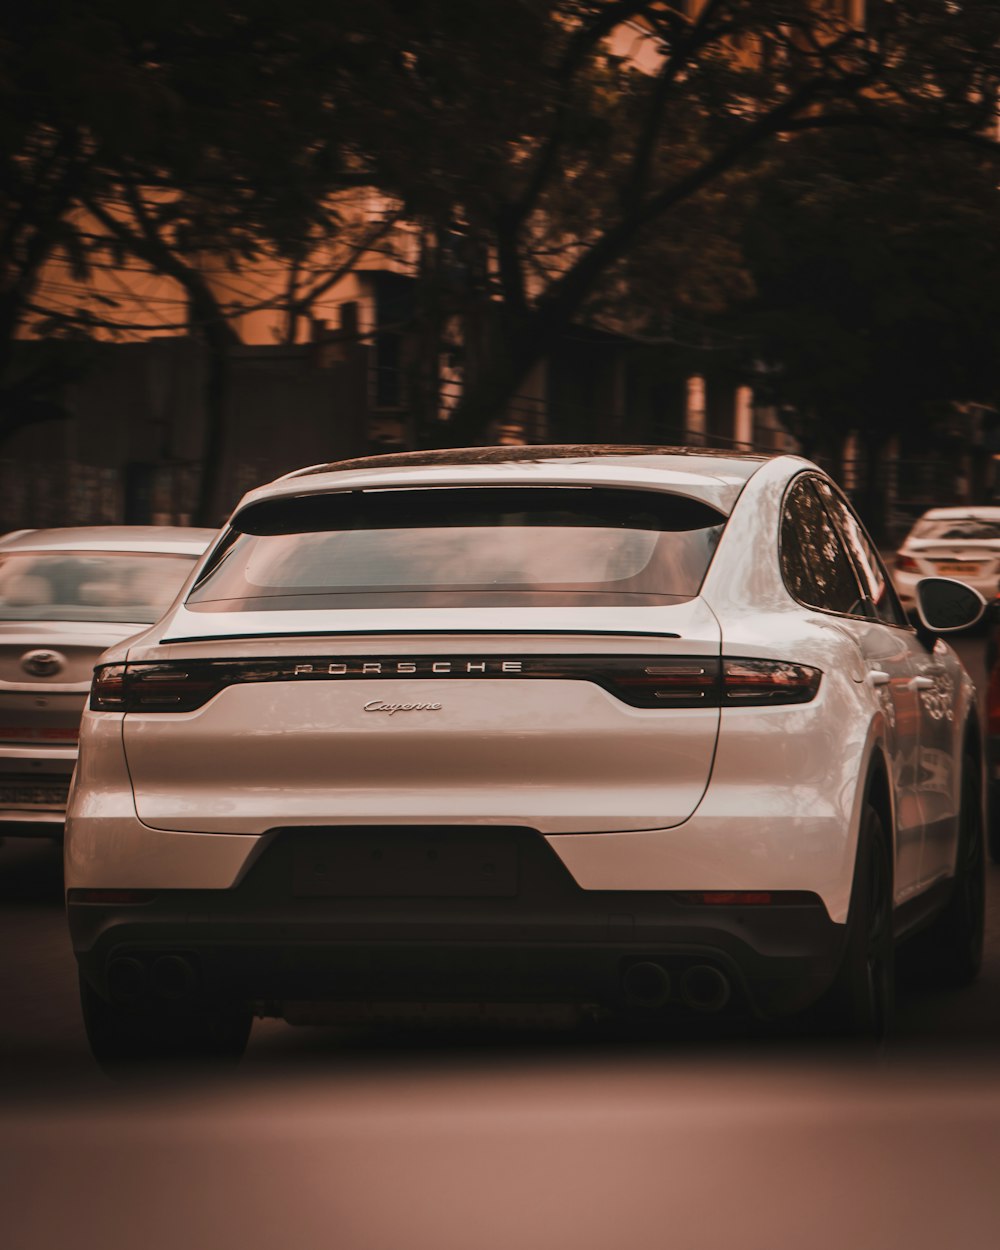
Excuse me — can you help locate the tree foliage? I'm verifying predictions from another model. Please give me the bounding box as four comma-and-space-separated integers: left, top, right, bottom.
739, 126, 1000, 458
0, 1, 354, 464
320, 0, 1000, 442
3, 0, 1000, 482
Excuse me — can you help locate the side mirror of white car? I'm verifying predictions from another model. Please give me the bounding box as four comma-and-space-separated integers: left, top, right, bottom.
913, 576, 986, 634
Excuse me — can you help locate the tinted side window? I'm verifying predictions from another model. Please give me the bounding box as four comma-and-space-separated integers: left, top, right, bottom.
813, 480, 908, 628
780, 479, 865, 616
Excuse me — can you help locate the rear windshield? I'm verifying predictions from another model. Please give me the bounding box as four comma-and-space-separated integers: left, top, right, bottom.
0, 551, 198, 623
187, 487, 727, 611
911, 518, 1000, 542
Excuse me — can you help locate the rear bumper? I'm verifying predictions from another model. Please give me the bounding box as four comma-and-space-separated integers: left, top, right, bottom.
0, 811, 64, 836
69, 827, 846, 1021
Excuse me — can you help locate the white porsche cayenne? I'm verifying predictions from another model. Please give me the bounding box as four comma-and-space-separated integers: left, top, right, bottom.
65, 446, 986, 1065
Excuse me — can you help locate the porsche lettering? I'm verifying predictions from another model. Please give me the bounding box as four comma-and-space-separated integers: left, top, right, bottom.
291, 660, 523, 676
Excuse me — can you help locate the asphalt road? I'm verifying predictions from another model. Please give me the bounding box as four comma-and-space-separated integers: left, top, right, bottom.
1, 632, 999, 1250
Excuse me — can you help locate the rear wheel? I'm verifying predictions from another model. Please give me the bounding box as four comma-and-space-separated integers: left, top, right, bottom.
820, 802, 894, 1039
908, 760, 985, 986
79, 973, 252, 1074
988, 780, 1000, 865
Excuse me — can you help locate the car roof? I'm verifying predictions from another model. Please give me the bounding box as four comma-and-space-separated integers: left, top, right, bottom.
235, 445, 789, 521
0, 525, 217, 555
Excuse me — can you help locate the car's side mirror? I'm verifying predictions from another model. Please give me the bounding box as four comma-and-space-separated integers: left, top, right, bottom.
913, 577, 986, 636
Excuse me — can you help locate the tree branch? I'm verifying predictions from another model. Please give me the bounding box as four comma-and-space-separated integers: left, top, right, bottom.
535, 72, 840, 333
292, 209, 404, 310
621, 0, 732, 213
84, 182, 241, 345
505, 0, 661, 231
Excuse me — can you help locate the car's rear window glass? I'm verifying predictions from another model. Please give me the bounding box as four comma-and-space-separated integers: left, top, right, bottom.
187, 487, 728, 610
0, 552, 197, 623
910, 518, 1000, 542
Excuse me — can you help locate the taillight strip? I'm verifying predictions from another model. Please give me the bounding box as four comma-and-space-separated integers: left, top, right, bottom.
91, 655, 821, 713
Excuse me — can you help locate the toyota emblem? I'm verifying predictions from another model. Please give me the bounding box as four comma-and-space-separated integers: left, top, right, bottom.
21, 649, 65, 678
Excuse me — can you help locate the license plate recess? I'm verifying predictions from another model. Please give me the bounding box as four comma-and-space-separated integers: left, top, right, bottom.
292, 829, 518, 898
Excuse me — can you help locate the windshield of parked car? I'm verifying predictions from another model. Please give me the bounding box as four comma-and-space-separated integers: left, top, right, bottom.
188, 486, 728, 610
910, 518, 1000, 542
0, 551, 198, 623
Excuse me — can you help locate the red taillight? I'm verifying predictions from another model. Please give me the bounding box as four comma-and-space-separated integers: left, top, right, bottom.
91, 663, 225, 713
70, 889, 156, 905
0, 725, 79, 743
896, 554, 920, 573
722, 658, 821, 705
677, 890, 819, 906
698, 891, 773, 905
90, 663, 127, 710
607, 660, 720, 707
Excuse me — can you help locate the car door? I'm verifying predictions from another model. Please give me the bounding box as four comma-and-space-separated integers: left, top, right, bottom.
906, 637, 962, 885
813, 480, 956, 891
781, 477, 924, 901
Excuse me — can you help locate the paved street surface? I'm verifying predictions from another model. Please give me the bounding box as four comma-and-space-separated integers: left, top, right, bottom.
2, 633, 999, 1250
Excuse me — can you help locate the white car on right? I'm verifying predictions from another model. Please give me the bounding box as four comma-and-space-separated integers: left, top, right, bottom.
894, 507, 1000, 610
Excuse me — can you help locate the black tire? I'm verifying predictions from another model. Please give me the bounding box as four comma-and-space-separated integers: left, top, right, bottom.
821, 802, 894, 1039
988, 780, 1000, 865
911, 760, 985, 986
79, 972, 252, 1075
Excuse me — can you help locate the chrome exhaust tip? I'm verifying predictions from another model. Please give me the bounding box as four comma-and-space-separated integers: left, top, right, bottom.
622, 961, 672, 1007
680, 964, 731, 1012
107, 956, 147, 1005
150, 954, 197, 1001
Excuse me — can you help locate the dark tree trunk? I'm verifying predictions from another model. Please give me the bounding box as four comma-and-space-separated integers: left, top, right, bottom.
81, 189, 242, 528
0, 393, 69, 446
191, 319, 233, 527
431, 310, 551, 448
859, 425, 891, 544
